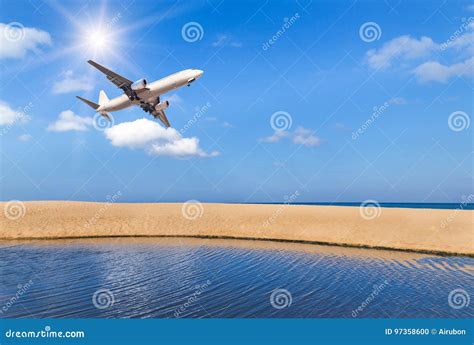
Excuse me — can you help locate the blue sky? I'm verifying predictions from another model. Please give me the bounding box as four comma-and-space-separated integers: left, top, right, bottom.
0, 0, 472, 203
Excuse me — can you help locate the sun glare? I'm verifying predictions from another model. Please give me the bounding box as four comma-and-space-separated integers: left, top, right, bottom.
85, 27, 111, 53
69, 3, 122, 60
45, 0, 152, 73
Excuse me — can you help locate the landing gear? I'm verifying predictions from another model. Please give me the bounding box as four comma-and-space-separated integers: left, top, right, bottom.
142, 104, 154, 113
130, 92, 139, 101
125, 88, 139, 101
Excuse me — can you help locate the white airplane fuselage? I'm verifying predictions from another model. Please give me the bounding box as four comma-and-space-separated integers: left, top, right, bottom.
97, 69, 203, 113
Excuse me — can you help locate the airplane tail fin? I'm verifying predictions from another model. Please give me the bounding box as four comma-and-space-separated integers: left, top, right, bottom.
98, 90, 109, 106
76, 96, 99, 110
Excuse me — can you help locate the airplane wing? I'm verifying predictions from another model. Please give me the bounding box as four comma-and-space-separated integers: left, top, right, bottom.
139, 102, 171, 128
88, 60, 132, 89
153, 109, 171, 128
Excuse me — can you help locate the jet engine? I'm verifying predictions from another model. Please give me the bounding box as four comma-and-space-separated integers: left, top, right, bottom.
154, 100, 169, 111
131, 78, 147, 90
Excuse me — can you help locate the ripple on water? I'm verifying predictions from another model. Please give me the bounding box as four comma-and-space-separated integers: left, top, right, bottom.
0, 238, 472, 318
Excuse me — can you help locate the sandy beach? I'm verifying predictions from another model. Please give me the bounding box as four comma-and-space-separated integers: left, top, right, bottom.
0, 201, 472, 256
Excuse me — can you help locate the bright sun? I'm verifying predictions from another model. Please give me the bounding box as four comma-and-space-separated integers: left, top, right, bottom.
84, 27, 114, 56
43, 1, 127, 66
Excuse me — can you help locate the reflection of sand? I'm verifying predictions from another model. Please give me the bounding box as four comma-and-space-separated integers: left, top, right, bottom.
0, 201, 472, 256
0, 237, 433, 261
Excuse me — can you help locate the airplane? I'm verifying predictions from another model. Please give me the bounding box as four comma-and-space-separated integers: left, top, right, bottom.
76, 60, 204, 128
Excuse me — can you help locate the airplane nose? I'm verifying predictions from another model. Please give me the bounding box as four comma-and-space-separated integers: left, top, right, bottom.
195, 69, 204, 78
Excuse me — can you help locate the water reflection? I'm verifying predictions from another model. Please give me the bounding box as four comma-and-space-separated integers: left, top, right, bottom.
0, 238, 472, 318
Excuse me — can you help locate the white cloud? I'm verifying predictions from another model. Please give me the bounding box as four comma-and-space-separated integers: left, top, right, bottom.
0, 100, 21, 125
366, 35, 438, 69
104, 118, 219, 158
212, 34, 242, 48
261, 126, 321, 147
414, 57, 474, 83
0, 100, 29, 125
0, 23, 52, 59
446, 30, 474, 54
366, 25, 474, 83
18, 134, 32, 141
47, 110, 92, 132
261, 130, 290, 143
292, 127, 322, 146
105, 118, 178, 148
203, 117, 234, 128
149, 137, 216, 157
388, 97, 407, 105
52, 70, 93, 94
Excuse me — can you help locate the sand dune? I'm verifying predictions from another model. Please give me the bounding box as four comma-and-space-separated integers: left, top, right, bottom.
0, 201, 472, 256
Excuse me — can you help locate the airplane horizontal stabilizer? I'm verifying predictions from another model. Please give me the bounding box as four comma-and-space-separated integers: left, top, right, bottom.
76, 96, 100, 110
100, 112, 112, 122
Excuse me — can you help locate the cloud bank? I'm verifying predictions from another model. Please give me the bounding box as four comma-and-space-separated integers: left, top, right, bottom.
18, 134, 32, 141
0, 100, 21, 125
0, 23, 51, 59
53, 70, 93, 94
47, 110, 92, 132
104, 118, 219, 158
365, 21, 474, 83
261, 127, 321, 147
366, 35, 438, 70
414, 57, 474, 83
0, 100, 30, 126
212, 34, 242, 48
